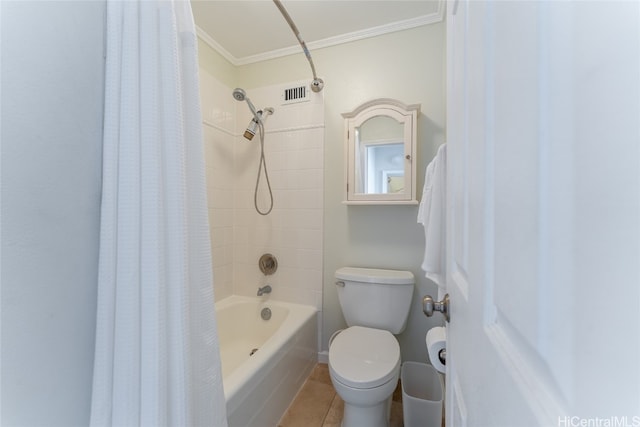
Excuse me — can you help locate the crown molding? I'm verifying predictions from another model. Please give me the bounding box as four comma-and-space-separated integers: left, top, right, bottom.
197, 0, 445, 67
195, 26, 237, 66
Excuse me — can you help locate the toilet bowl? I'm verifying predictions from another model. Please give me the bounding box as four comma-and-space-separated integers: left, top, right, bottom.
329, 326, 401, 427
329, 267, 414, 427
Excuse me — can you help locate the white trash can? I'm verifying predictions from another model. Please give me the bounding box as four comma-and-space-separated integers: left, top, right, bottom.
401, 362, 444, 427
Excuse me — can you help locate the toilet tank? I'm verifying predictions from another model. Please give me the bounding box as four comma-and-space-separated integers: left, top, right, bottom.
335, 267, 415, 334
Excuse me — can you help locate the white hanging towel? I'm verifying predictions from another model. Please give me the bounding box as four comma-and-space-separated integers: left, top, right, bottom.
417, 144, 447, 298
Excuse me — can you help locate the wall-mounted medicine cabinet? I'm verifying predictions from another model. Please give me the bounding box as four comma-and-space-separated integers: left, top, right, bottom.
342, 98, 420, 205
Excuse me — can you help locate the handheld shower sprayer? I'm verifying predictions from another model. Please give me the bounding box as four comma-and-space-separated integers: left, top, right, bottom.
232, 88, 274, 141
231, 88, 275, 215
244, 112, 261, 141
243, 107, 274, 141
232, 88, 259, 121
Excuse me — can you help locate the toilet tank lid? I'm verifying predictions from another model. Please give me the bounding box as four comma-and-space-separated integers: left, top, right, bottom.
335, 267, 415, 285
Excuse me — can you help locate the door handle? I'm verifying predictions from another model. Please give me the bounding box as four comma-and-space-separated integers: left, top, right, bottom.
422, 294, 450, 322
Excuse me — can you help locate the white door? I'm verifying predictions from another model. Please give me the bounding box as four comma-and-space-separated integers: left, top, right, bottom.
446, 1, 640, 425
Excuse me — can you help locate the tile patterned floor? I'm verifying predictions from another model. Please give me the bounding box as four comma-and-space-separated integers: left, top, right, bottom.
278, 363, 404, 427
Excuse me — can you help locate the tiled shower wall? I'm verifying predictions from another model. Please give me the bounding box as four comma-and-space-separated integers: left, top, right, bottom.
200, 69, 235, 301
199, 68, 324, 310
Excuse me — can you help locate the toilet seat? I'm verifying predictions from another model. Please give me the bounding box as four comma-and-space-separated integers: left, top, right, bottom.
329, 326, 400, 389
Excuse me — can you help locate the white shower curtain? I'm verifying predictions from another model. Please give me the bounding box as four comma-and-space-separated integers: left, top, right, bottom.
90, 1, 227, 426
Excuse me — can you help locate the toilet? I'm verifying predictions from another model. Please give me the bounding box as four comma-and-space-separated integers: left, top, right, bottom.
329, 267, 414, 427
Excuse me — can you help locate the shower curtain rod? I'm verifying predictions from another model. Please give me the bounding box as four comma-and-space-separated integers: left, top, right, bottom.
272, 0, 324, 92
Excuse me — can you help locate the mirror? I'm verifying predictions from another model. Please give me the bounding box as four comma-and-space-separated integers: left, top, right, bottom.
356, 116, 404, 194
343, 99, 420, 204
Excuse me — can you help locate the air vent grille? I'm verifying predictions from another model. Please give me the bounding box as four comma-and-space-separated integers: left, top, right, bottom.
281, 85, 310, 105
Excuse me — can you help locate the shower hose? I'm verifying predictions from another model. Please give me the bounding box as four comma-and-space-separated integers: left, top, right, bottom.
255, 120, 274, 216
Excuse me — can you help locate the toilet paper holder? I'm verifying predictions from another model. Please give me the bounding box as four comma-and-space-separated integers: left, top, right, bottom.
422, 294, 450, 322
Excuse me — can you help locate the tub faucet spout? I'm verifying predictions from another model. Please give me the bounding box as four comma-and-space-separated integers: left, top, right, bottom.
257, 285, 272, 296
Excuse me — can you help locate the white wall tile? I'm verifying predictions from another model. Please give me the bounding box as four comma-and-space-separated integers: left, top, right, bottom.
200, 73, 324, 308
199, 67, 235, 134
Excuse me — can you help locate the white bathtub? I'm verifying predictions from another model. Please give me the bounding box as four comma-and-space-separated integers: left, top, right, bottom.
215, 295, 318, 427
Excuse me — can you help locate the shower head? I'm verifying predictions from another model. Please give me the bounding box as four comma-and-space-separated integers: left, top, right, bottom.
232, 87, 259, 119
232, 88, 246, 102
232, 88, 274, 140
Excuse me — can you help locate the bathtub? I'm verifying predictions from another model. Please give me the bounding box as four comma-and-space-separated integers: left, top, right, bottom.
215, 295, 318, 427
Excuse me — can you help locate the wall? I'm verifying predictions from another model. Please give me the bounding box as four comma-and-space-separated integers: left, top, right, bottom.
200, 66, 237, 301
1, 1, 105, 425
199, 54, 325, 309
230, 81, 324, 308
198, 37, 237, 89
236, 23, 448, 363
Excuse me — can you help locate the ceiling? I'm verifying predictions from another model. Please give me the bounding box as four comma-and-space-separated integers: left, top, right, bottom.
191, 0, 443, 65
